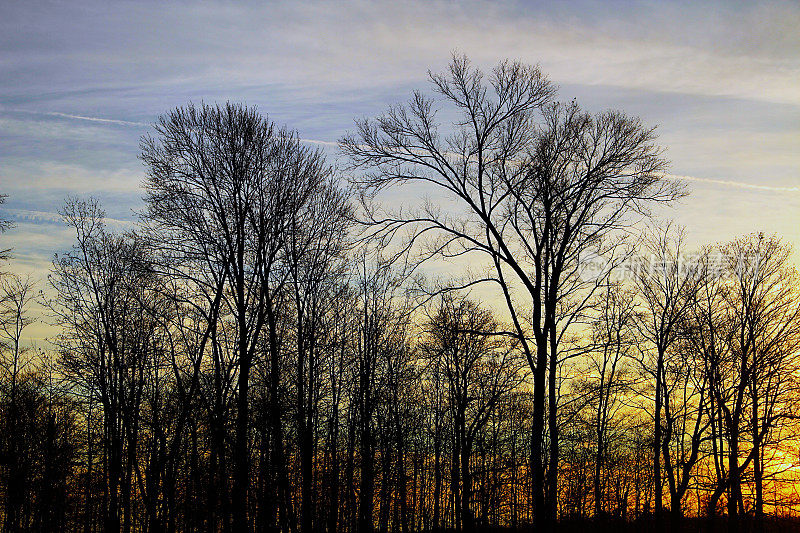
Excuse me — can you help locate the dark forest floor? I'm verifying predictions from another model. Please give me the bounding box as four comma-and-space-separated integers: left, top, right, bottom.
460, 517, 800, 533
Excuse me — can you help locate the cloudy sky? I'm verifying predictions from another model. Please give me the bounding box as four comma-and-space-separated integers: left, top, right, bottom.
1, 0, 798, 337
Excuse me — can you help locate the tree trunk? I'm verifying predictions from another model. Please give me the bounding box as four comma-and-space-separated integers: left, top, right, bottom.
233, 305, 253, 532
727, 433, 740, 533
530, 340, 547, 531
547, 334, 559, 527
752, 390, 763, 523
594, 425, 603, 517
328, 400, 340, 533
433, 431, 442, 531
358, 423, 375, 533
654, 349, 664, 530
460, 441, 473, 533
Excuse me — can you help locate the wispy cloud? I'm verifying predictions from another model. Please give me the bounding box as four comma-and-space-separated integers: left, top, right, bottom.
3, 209, 65, 225
2, 1, 798, 106
1, 161, 143, 194
2, 208, 136, 230
5, 109, 797, 195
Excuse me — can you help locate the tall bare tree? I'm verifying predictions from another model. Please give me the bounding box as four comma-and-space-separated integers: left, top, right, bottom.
585, 284, 636, 518
141, 102, 339, 531
632, 224, 705, 527
341, 54, 679, 529
285, 178, 352, 533
420, 295, 523, 532
50, 197, 156, 533
0, 274, 35, 532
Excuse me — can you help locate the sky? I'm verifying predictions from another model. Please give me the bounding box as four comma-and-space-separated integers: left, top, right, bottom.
0, 0, 798, 340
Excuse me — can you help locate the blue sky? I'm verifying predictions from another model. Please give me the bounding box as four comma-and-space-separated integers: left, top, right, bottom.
1, 0, 798, 299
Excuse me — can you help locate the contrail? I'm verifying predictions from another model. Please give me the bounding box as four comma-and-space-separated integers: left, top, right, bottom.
299, 138, 339, 147
40, 111, 149, 127
3, 107, 340, 145
2, 107, 149, 127
666, 174, 799, 193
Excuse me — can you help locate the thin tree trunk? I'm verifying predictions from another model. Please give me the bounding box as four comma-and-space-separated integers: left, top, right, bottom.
654, 349, 664, 531
547, 333, 559, 527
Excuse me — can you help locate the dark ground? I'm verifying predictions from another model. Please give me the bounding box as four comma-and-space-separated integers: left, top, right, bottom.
462, 517, 800, 533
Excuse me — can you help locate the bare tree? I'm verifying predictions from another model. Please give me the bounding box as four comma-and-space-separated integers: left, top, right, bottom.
284, 177, 352, 533
0, 274, 35, 532
347, 246, 413, 533
141, 102, 333, 531
729, 235, 800, 523
585, 284, 636, 518
632, 223, 706, 526
50, 197, 156, 533
420, 294, 523, 532
713, 235, 800, 530
687, 246, 738, 520
341, 54, 679, 529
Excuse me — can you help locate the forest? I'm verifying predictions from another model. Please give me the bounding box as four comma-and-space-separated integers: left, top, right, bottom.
1, 56, 799, 533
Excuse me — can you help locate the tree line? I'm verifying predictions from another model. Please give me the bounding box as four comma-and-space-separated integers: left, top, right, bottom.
0, 56, 799, 533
